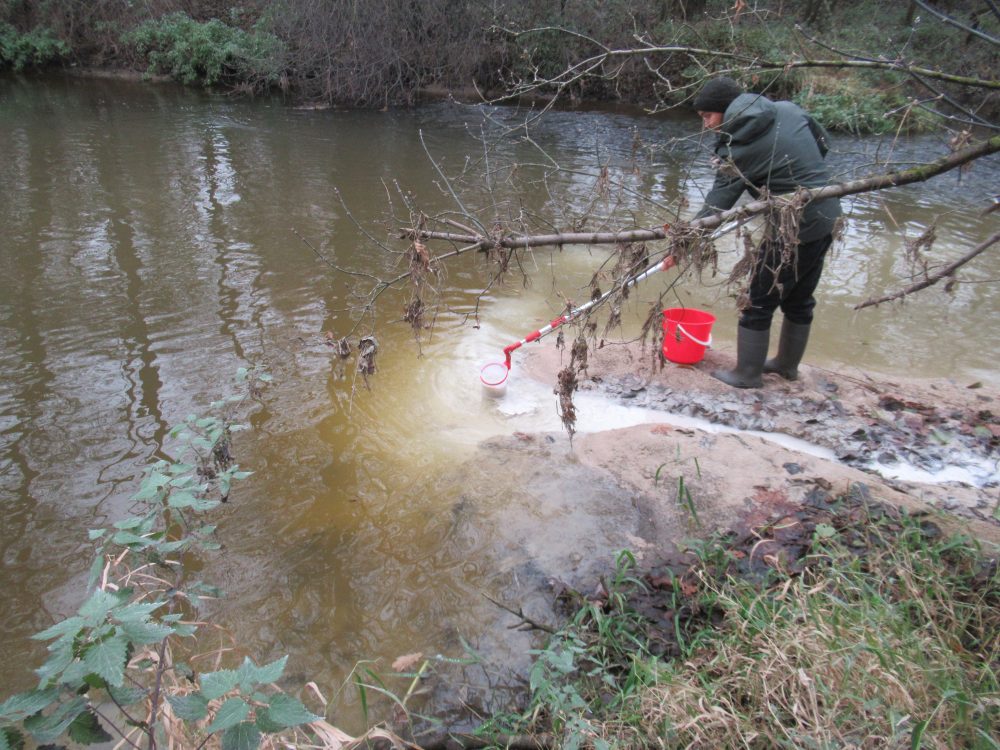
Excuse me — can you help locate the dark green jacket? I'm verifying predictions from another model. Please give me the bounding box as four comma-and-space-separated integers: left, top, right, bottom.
695, 93, 842, 242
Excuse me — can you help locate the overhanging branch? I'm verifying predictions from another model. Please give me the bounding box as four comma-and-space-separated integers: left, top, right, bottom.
404, 135, 1000, 251
854, 231, 1000, 309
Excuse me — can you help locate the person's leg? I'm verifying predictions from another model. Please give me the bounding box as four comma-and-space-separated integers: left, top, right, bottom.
711, 241, 781, 388
764, 234, 832, 380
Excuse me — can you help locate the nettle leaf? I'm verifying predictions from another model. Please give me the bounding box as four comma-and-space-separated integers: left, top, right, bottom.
133, 470, 171, 500
157, 539, 189, 554
67, 709, 112, 745
171, 623, 197, 638
58, 659, 93, 690
82, 636, 128, 687
111, 530, 154, 548
167, 491, 199, 509
117, 620, 174, 644
237, 656, 287, 690
206, 698, 250, 733
23, 697, 86, 743
112, 516, 144, 531
111, 600, 163, 624
200, 669, 239, 700
168, 461, 196, 475
87, 529, 106, 541
167, 693, 209, 722
87, 556, 104, 589
0, 726, 26, 750
35, 646, 74, 686
79, 590, 126, 626
221, 721, 260, 750
169, 491, 220, 511
32, 617, 85, 643
258, 694, 320, 729
0, 688, 59, 722
107, 684, 146, 707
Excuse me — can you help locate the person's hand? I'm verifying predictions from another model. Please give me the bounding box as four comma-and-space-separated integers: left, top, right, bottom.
661, 255, 677, 271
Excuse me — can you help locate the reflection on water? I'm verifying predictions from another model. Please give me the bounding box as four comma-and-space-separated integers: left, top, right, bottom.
0, 74, 997, 722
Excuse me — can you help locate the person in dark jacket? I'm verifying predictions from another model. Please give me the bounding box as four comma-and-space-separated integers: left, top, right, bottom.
690, 77, 841, 388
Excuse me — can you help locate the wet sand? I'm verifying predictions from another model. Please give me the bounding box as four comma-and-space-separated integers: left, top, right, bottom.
515, 337, 1000, 548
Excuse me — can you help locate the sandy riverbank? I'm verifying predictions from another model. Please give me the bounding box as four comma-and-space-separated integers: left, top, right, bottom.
516, 337, 1000, 548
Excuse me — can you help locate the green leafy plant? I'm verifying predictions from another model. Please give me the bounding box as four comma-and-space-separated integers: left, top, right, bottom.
0, 367, 353, 750
126, 12, 285, 90
511, 550, 655, 749
655, 453, 702, 529
0, 22, 68, 70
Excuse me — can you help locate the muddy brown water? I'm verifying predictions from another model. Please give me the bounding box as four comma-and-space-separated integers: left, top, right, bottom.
1, 73, 998, 729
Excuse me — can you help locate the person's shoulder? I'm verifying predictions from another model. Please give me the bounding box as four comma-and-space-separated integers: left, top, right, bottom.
775, 99, 807, 116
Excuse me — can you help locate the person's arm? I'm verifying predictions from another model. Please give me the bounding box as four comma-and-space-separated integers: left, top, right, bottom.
694, 158, 746, 220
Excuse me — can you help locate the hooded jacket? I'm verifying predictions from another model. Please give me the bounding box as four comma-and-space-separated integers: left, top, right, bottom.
695, 93, 842, 243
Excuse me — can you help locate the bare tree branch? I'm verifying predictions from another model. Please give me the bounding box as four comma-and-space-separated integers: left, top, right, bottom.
913, 0, 1000, 46
854, 231, 1000, 309
403, 135, 1000, 252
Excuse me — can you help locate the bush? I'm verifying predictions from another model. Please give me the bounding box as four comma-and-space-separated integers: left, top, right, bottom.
126, 12, 285, 90
0, 22, 68, 70
793, 74, 937, 135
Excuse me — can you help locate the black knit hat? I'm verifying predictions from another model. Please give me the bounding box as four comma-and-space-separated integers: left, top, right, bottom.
692, 77, 744, 113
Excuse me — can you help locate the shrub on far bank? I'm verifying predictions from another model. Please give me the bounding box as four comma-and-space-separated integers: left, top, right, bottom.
793, 73, 940, 135
125, 12, 285, 91
0, 22, 68, 70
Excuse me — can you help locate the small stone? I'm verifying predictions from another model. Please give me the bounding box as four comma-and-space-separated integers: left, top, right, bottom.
783, 462, 803, 475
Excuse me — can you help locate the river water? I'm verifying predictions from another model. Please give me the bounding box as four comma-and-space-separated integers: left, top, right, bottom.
1, 73, 998, 727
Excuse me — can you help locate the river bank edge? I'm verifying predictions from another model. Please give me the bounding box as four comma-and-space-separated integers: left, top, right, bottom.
378, 337, 1000, 748
519, 337, 1000, 547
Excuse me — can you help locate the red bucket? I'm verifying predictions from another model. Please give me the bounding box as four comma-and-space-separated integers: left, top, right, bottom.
662, 308, 716, 364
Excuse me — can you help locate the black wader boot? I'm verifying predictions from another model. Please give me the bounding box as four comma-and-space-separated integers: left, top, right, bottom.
712, 326, 769, 389
763, 320, 811, 381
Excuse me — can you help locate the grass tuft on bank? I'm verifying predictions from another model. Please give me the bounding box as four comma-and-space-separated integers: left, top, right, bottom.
489, 495, 1000, 749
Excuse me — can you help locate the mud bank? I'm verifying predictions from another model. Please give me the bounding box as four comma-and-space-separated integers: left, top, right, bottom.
518, 338, 1000, 547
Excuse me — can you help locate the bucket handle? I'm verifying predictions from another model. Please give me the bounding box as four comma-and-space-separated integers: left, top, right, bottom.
676, 323, 712, 348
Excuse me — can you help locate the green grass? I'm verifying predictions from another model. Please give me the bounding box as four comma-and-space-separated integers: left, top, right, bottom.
493, 500, 1000, 748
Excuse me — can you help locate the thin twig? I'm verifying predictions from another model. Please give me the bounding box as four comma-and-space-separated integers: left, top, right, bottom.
854, 231, 1000, 309
481, 593, 557, 634
914, 0, 1000, 46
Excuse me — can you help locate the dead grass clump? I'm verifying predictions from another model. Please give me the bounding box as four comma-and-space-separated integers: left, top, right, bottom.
636, 523, 1000, 749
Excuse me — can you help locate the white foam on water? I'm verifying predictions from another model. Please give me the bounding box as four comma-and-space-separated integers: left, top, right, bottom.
873, 456, 999, 487
439, 325, 996, 489
484, 372, 997, 488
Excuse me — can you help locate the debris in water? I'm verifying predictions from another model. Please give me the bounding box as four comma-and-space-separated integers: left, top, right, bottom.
570, 335, 588, 374
556, 366, 578, 441
357, 336, 379, 388
403, 297, 424, 332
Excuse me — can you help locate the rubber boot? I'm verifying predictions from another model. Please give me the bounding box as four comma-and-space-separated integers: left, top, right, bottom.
712, 326, 769, 389
763, 320, 811, 381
